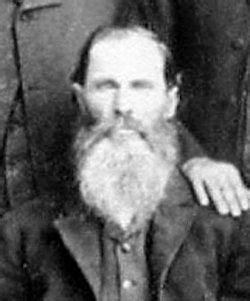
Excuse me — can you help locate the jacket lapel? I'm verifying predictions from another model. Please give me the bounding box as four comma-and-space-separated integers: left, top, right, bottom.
54, 170, 197, 300
21, 0, 62, 12
148, 170, 197, 299
54, 212, 102, 299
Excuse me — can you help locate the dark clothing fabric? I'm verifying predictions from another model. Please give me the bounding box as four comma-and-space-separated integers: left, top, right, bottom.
242, 57, 250, 183
0, 171, 250, 300
101, 225, 149, 301
114, 0, 250, 168
1, 0, 116, 210
0, 0, 20, 212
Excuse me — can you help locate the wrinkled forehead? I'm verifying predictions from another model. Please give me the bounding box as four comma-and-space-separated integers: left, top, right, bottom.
88, 33, 166, 78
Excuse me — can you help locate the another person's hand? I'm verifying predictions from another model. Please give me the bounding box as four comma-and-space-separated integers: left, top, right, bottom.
182, 157, 249, 217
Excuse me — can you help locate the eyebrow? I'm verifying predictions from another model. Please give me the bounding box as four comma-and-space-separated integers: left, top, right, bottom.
89, 77, 155, 89
130, 79, 154, 88
91, 78, 119, 89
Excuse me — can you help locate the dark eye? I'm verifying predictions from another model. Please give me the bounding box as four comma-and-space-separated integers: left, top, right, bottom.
94, 80, 118, 90
131, 80, 154, 90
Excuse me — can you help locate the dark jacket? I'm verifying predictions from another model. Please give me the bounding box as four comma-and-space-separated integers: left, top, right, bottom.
0, 0, 19, 212
114, 0, 250, 165
2, 0, 116, 210
0, 171, 250, 301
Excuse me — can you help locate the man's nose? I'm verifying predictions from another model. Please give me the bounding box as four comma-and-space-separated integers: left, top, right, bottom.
114, 88, 133, 116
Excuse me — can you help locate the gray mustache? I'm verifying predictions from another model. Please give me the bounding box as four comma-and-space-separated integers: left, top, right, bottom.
83, 117, 147, 152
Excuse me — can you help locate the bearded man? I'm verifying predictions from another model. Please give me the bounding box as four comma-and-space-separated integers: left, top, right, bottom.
0, 25, 249, 301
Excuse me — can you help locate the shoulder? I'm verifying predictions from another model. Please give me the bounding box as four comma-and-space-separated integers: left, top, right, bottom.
164, 168, 244, 239
191, 205, 250, 252
0, 197, 63, 240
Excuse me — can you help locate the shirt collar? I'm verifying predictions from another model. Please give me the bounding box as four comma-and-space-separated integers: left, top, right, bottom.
103, 219, 149, 244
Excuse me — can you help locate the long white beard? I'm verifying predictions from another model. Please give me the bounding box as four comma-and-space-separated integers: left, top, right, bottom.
76, 124, 178, 233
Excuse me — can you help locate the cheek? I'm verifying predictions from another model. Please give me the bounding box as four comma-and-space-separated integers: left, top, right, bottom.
86, 94, 114, 121
134, 94, 165, 124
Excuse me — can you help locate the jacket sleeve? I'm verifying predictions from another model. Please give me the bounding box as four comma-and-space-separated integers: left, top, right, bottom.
220, 211, 250, 301
0, 214, 30, 300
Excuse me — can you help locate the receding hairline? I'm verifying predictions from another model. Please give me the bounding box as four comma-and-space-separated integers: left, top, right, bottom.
89, 26, 171, 62
71, 25, 177, 87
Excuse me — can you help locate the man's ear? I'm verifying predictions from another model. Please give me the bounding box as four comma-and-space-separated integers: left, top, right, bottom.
164, 85, 179, 120
71, 83, 88, 114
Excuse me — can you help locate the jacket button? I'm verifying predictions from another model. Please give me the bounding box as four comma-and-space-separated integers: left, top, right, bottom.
121, 242, 131, 253
122, 280, 134, 289
231, 38, 245, 50
242, 89, 248, 99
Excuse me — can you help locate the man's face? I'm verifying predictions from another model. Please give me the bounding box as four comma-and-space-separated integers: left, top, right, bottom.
83, 33, 171, 131
75, 32, 179, 232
